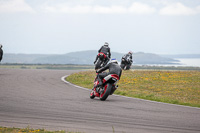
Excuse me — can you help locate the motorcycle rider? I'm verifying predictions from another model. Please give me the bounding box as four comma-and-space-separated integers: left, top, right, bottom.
0, 44, 3, 62
96, 58, 122, 88
94, 42, 111, 66
121, 51, 133, 65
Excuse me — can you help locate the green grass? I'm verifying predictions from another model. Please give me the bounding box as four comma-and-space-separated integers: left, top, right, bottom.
0, 126, 82, 133
66, 70, 200, 108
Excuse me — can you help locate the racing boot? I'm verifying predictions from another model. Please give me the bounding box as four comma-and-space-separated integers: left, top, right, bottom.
97, 80, 103, 88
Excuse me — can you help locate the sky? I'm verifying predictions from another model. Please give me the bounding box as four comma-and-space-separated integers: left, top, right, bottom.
0, 0, 200, 55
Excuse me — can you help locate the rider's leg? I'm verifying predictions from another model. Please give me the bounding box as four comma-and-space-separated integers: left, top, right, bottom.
97, 73, 107, 87
94, 55, 98, 64
103, 57, 109, 66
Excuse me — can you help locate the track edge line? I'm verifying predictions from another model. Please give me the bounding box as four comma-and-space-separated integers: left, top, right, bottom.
61, 75, 200, 110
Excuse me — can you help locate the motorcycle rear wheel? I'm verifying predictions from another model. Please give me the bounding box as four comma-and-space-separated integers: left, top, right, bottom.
95, 59, 102, 70
126, 65, 130, 70
100, 83, 112, 101
120, 63, 125, 69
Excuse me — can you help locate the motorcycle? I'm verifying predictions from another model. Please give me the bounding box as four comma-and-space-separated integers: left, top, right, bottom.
94, 52, 108, 70
90, 73, 119, 101
120, 57, 132, 70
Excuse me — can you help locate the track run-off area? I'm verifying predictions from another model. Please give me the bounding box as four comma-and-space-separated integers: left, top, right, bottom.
0, 68, 200, 133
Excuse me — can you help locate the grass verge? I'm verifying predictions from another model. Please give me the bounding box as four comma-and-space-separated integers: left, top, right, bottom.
66, 70, 200, 108
1, 64, 200, 71
0, 126, 82, 133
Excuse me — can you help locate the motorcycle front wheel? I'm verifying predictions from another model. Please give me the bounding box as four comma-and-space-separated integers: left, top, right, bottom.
90, 89, 95, 99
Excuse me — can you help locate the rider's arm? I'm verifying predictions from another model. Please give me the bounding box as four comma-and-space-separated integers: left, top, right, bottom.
98, 46, 103, 53
96, 63, 110, 73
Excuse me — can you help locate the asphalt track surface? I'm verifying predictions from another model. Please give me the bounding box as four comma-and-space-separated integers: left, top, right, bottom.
0, 68, 200, 133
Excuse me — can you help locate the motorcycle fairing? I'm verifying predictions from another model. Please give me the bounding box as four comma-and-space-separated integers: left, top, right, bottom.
103, 74, 119, 84
98, 52, 107, 59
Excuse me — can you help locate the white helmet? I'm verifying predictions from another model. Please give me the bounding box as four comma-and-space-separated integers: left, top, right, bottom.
128, 51, 133, 54
111, 58, 118, 64
104, 42, 109, 46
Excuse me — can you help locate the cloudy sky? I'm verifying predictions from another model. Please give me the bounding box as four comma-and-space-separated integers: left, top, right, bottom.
0, 0, 200, 54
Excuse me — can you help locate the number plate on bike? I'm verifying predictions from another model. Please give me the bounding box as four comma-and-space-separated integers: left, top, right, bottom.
112, 78, 117, 82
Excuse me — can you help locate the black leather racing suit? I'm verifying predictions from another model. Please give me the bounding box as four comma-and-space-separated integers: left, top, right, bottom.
122, 53, 133, 64
94, 46, 111, 65
96, 62, 122, 86
98, 46, 111, 58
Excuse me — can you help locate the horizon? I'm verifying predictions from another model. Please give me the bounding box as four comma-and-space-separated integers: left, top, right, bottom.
3, 50, 200, 55
0, 0, 200, 55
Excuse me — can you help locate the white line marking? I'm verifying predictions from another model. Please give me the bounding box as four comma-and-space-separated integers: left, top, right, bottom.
61, 75, 90, 91
61, 75, 200, 110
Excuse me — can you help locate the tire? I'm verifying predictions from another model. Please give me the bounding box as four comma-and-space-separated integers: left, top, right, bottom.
126, 65, 130, 70
100, 83, 112, 101
95, 60, 102, 70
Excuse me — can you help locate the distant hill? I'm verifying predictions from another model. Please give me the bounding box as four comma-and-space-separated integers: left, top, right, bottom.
2, 50, 178, 65
133, 52, 178, 64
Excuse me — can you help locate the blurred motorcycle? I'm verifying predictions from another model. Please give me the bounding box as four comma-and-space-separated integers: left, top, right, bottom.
120, 56, 132, 70
94, 52, 108, 70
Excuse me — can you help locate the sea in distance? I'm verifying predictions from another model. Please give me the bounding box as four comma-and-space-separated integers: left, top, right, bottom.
135, 58, 200, 67
174, 58, 200, 67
